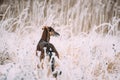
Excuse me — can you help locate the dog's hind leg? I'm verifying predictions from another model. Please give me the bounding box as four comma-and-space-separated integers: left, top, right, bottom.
51, 57, 55, 72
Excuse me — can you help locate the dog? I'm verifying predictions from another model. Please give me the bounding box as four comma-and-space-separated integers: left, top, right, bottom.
36, 26, 60, 61
36, 26, 62, 78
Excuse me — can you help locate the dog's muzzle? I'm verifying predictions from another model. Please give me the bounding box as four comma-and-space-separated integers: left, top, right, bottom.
54, 31, 60, 36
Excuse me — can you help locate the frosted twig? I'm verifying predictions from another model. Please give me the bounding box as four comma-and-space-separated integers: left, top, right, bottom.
93, 23, 112, 31
1, 5, 11, 21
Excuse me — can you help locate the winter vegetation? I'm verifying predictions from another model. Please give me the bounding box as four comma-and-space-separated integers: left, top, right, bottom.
0, 0, 120, 80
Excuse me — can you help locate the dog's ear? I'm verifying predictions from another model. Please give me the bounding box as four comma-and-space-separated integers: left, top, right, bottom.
42, 26, 48, 30
47, 27, 54, 32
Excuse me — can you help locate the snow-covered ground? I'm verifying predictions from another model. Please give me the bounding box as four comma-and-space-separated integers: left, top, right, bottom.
0, 0, 120, 80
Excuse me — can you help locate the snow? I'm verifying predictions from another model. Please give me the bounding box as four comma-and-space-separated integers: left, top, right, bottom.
1, 27, 120, 80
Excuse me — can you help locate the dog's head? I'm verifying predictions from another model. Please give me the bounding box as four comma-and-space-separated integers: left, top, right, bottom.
42, 26, 60, 36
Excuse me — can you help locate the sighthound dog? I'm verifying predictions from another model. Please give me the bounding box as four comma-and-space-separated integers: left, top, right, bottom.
36, 26, 61, 78
36, 26, 60, 61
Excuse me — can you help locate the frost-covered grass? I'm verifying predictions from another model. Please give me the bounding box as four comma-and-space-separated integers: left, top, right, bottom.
0, 0, 120, 80
0, 25, 120, 80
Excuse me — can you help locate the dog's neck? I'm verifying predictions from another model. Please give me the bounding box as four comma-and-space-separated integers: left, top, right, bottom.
41, 28, 50, 42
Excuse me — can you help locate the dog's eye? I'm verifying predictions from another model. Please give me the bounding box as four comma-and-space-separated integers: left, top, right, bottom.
49, 29, 51, 31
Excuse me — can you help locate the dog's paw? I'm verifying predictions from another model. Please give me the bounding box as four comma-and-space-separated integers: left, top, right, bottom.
52, 70, 62, 78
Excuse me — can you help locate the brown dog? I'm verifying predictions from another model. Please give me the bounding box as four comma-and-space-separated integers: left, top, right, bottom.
36, 26, 60, 62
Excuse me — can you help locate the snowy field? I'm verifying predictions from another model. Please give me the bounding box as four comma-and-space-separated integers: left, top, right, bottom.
0, 0, 120, 80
